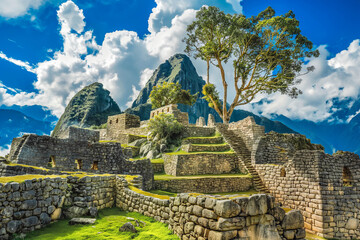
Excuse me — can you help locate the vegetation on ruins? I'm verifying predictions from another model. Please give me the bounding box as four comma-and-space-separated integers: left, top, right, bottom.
184, 6, 319, 123
149, 82, 198, 109
139, 113, 184, 159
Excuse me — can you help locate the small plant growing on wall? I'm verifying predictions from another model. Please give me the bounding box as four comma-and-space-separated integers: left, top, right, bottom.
140, 113, 184, 159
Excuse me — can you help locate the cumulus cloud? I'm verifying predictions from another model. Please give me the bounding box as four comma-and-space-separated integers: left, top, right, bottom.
241, 41, 360, 122
5, 0, 360, 124
0, 0, 46, 18
0, 145, 10, 157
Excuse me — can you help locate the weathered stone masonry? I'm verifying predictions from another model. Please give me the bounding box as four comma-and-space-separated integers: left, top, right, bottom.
116, 176, 306, 240
0, 175, 115, 240
7, 127, 153, 190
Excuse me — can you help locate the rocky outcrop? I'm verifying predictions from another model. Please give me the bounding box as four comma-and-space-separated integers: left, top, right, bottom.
52, 82, 121, 137
126, 54, 296, 134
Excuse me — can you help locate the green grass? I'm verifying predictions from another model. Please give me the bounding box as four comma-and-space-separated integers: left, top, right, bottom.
149, 190, 177, 197
154, 173, 251, 181
183, 131, 221, 140
166, 149, 234, 155
151, 158, 164, 164
207, 189, 260, 197
99, 140, 120, 143
190, 143, 228, 147
129, 157, 147, 161
15, 208, 178, 240
6, 163, 50, 171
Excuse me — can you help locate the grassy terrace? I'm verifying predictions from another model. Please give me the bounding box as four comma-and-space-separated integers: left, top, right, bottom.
150, 158, 164, 164
154, 173, 251, 181
165, 149, 234, 155
15, 208, 178, 240
183, 131, 221, 140
0, 173, 114, 184
189, 142, 228, 146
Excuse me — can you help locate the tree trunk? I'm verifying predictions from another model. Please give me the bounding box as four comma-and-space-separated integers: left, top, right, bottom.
206, 59, 210, 84
217, 60, 228, 124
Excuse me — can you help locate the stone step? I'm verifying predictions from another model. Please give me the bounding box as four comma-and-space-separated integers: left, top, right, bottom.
182, 136, 224, 145
181, 143, 231, 153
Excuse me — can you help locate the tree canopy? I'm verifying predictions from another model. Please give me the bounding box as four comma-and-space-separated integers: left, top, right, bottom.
149, 82, 198, 109
184, 6, 319, 123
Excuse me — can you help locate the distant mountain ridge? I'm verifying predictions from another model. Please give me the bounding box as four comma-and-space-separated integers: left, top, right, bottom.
52, 82, 121, 137
127, 53, 296, 134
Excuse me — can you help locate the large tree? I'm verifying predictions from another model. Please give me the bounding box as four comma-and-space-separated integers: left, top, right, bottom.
184, 6, 319, 123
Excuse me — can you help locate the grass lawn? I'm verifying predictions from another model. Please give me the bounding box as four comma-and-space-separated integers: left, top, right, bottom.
183, 131, 221, 140
165, 150, 234, 155
15, 208, 178, 240
149, 189, 177, 197
150, 158, 164, 164
154, 173, 251, 180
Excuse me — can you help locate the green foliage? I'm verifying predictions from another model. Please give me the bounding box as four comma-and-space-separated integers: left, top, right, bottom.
148, 113, 184, 147
184, 6, 319, 123
202, 84, 222, 114
16, 208, 178, 240
150, 82, 197, 109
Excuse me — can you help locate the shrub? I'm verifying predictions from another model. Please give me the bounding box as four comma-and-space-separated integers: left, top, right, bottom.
148, 113, 184, 148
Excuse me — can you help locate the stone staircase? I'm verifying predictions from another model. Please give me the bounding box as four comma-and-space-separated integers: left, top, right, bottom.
216, 124, 270, 193
153, 131, 256, 194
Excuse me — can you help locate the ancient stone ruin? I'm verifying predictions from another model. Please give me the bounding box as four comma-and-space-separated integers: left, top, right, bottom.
1, 104, 359, 239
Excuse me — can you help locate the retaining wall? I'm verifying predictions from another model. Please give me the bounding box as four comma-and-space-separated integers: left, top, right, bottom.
116, 176, 306, 240
0, 175, 116, 240
153, 177, 253, 193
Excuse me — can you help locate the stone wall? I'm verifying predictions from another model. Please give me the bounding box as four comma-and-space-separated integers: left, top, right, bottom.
252, 132, 324, 165
152, 163, 164, 174
58, 126, 100, 142
153, 177, 253, 193
0, 163, 58, 177
8, 134, 153, 190
0, 175, 116, 240
116, 176, 306, 240
254, 150, 360, 239
164, 153, 240, 176
150, 104, 189, 125
228, 117, 265, 151
183, 126, 215, 138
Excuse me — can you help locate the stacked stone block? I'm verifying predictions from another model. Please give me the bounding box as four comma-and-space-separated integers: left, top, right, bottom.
0, 175, 116, 240
116, 176, 306, 240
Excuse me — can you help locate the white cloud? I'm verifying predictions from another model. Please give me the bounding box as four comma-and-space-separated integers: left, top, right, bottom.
0, 0, 46, 18
0, 145, 10, 157
57, 0, 85, 34
241, 41, 360, 122
226, 0, 243, 13
0, 51, 35, 73
8, 0, 360, 124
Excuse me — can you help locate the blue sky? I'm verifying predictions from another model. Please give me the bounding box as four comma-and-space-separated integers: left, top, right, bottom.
1, 0, 360, 124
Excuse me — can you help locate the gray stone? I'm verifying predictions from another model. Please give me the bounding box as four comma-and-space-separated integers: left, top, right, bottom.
216, 217, 246, 231
284, 230, 295, 239
69, 218, 96, 225
22, 216, 39, 227
64, 206, 89, 218
282, 210, 304, 230
21, 199, 37, 210
246, 194, 268, 216
40, 213, 51, 225
7, 220, 22, 234
345, 218, 359, 230
119, 222, 137, 233
184, 222, 195, 234
295, 228, 306, 239
214, 200, 241, 218
2, 206, 13, 217
89, 207, 98, 217
273, 206, 285, 221
208, 230, 237, 240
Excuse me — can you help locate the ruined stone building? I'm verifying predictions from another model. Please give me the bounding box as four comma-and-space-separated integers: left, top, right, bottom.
5, 104, 360, 239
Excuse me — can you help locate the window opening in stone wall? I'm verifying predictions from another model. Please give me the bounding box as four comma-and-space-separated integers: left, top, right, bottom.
167, 107, 170, 112
343, 166, 353, 187
48, 155, 56, 168
116, 118, 118, 123
75, 159, 83, 170
91, 161, 99, 170
109, 120, 112, 124
280, 167, 286, 177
